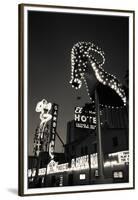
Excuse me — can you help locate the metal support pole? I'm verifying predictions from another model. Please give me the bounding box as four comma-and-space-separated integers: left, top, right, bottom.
95, 89, 104, 179
89, 154, 92, 184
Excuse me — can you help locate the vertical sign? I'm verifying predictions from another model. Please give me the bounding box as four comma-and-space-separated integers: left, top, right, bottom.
49, 103, 59, 159
34, 99, 52, 156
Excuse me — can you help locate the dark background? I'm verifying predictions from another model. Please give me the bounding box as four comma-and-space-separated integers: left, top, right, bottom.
28, 10, 128, 155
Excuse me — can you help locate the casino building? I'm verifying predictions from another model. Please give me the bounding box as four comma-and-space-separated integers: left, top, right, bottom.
65, 103, 128, 159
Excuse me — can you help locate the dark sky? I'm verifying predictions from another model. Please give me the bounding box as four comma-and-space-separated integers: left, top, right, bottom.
28, 10, 128, 155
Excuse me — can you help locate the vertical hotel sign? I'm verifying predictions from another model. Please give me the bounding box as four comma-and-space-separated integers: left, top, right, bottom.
49, 103, 59, 159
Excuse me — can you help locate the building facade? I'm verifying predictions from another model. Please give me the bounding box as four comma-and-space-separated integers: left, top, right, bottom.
28, 103, 129, 188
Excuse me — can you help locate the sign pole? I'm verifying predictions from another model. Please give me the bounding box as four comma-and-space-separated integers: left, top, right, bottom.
95, 89, 104, 180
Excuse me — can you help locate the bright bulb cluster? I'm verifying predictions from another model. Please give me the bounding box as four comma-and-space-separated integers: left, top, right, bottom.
91, 62, 126, 105
70, 41, 127, 106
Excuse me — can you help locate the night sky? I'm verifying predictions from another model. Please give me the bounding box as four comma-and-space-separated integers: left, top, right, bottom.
28, 10, 128, 155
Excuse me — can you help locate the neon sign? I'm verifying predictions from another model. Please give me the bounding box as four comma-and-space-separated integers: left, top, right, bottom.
36, 99, 52, 128
28, 151, 129, 176
90, 153, 98, 168
38, 168, 46, 176
49, 140, 55, 160
34, 99, 52, 156
47, 160, 58, 174
75, 107, 96, 129
70, 42, 127, 105
49, 103, 59, 160
118, 151, 129, 164
109, 151, 129, 164
76, 155, 89, 170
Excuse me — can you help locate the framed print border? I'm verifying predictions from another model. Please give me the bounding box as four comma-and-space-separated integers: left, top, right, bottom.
18, 3, 135, 196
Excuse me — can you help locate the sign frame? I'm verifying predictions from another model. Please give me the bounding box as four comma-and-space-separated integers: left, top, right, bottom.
19, 3, 135, 196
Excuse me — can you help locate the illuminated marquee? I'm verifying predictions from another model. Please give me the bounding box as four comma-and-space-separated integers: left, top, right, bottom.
47, 161, 69, 174
28, 150, 129, 177
75, 106, 96, 129
47, 155, 89, 174
57, 163, 69, 172
75, 155, 89, 170
109, 151, 129, 164
71, 155, 89, 171
118, 151, 129, 164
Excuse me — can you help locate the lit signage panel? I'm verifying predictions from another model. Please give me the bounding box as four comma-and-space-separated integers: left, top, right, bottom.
38, 168, 46, 176
57, 163, 69, 172
91, 153, 98, 168
74, 107, 96, 129
118, 151, 129, 164
28, 168, 36, 178
28, 169, 32, 178
80, 174, 86, 180
75, 155, 89, 170
113, 171, 123, 179
108, 151, 129, 165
